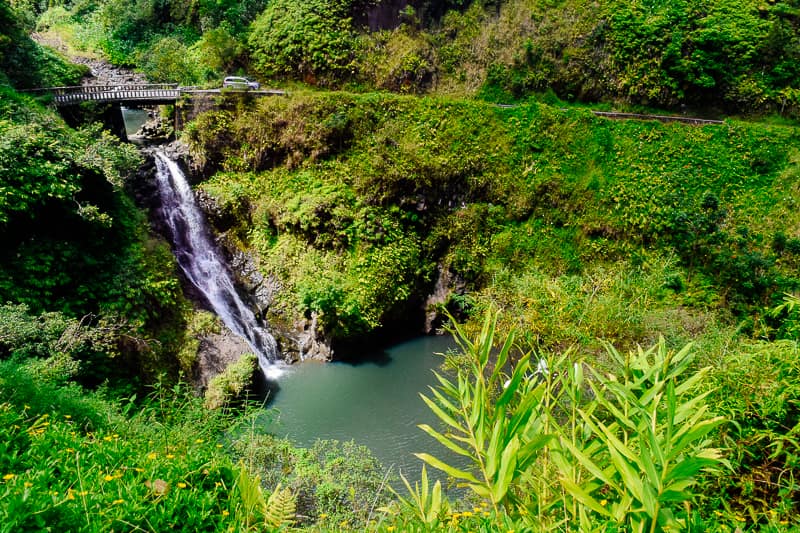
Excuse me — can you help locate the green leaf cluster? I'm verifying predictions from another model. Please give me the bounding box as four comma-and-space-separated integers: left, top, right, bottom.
248, 0, 363, 85
414, 310, 725, 531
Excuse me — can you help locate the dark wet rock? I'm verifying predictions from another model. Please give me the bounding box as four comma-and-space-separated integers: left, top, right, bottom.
193, 327, 253, 390
423, 264, 466, 333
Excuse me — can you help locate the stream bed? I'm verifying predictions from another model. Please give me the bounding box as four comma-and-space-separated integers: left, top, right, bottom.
263, 335, 460, 481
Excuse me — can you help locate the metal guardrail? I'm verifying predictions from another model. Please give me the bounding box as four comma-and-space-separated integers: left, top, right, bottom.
496, 104, 723, 125
589, 111, 723, 125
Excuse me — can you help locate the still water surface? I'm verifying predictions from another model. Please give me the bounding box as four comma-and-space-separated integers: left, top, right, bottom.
264, 335, 459, 480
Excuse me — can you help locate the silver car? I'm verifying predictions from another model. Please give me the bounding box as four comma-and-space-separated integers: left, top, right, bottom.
222, 76, 260, 90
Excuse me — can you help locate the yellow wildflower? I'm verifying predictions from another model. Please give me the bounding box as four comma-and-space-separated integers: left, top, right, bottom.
195, 439, 204, 444
177, 482, 187, 489
319, 513, 328, 519
216, 444, 223, 448
147, 452, 157, 460
24, 482, 32, 488
339, 520, 348, 528
103, 436, 113, 442
104, 475, 114, 482
166, 454, 175, 459
112, 499, 125, 505
462, 510, 473, 517
66, 492, 75, 500
3, 473, 15, 481
222, 510, 229, 516
600, 499, 607, 506
387, 527, 395, 532
64, 415, 71, 419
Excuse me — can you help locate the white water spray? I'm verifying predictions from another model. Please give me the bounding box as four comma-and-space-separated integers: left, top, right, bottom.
153, 152, 283, 379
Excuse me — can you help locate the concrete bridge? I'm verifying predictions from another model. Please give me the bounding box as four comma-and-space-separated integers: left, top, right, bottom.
24, 84, 286, 106
23, 83, 286, 140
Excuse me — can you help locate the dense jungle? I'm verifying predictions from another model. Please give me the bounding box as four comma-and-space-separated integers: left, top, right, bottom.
2, 0, 800, 530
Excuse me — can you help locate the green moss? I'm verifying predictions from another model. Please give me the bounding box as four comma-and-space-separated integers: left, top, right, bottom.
204, 353, 257, 409
177, 310, 221, 375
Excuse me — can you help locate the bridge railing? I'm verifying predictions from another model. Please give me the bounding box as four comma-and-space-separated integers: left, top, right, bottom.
22, 84, 287, 106
44, 84, 180, 105
48, 84, 179, 94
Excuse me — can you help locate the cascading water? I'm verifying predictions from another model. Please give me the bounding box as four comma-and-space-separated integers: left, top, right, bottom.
153, 151, 283, 379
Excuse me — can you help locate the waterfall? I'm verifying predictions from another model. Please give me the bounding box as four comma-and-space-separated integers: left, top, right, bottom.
153, 152, 283, 380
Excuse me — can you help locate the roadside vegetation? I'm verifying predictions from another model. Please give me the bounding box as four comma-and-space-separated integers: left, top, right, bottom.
24, 0, 800, 116
3, 0, 800, 530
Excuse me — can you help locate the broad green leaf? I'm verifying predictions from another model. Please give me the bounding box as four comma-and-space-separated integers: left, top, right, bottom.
418, 423, 472, 458
415, 453, 480, 484
496, 354, 531, 408
492, 436, 520, 503
637, 431, 661, 493
420, 392, 462, 432
666, 417, 725, 462
427, 480, 443, 523
485, 413, 506, 478
558, 435, 620, 491
517, 434, 551, 471
558, 476, 612, 517
490, 329, 516, 385
605, 440, 648, 507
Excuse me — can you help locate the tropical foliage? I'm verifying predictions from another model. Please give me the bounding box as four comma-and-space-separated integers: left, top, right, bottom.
3, 1, 800, 531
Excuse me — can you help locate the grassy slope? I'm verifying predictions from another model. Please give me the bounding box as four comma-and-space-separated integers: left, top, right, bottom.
182, 91, 800, 526
186, 92, 800, 360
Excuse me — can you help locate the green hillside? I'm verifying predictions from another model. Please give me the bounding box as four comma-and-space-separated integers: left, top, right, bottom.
2, 0, 800, 530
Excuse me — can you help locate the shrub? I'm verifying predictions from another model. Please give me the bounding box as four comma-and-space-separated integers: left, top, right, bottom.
234, 434, 389, 529
705, 339, 800, 525
410, 310, 725, 531
136, 36, 202, 84
248, 0, 360, 85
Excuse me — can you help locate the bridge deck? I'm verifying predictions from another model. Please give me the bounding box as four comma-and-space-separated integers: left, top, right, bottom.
23, 84, 286, 106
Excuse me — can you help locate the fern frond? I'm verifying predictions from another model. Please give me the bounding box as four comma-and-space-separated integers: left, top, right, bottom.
264, 482, 296, 530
